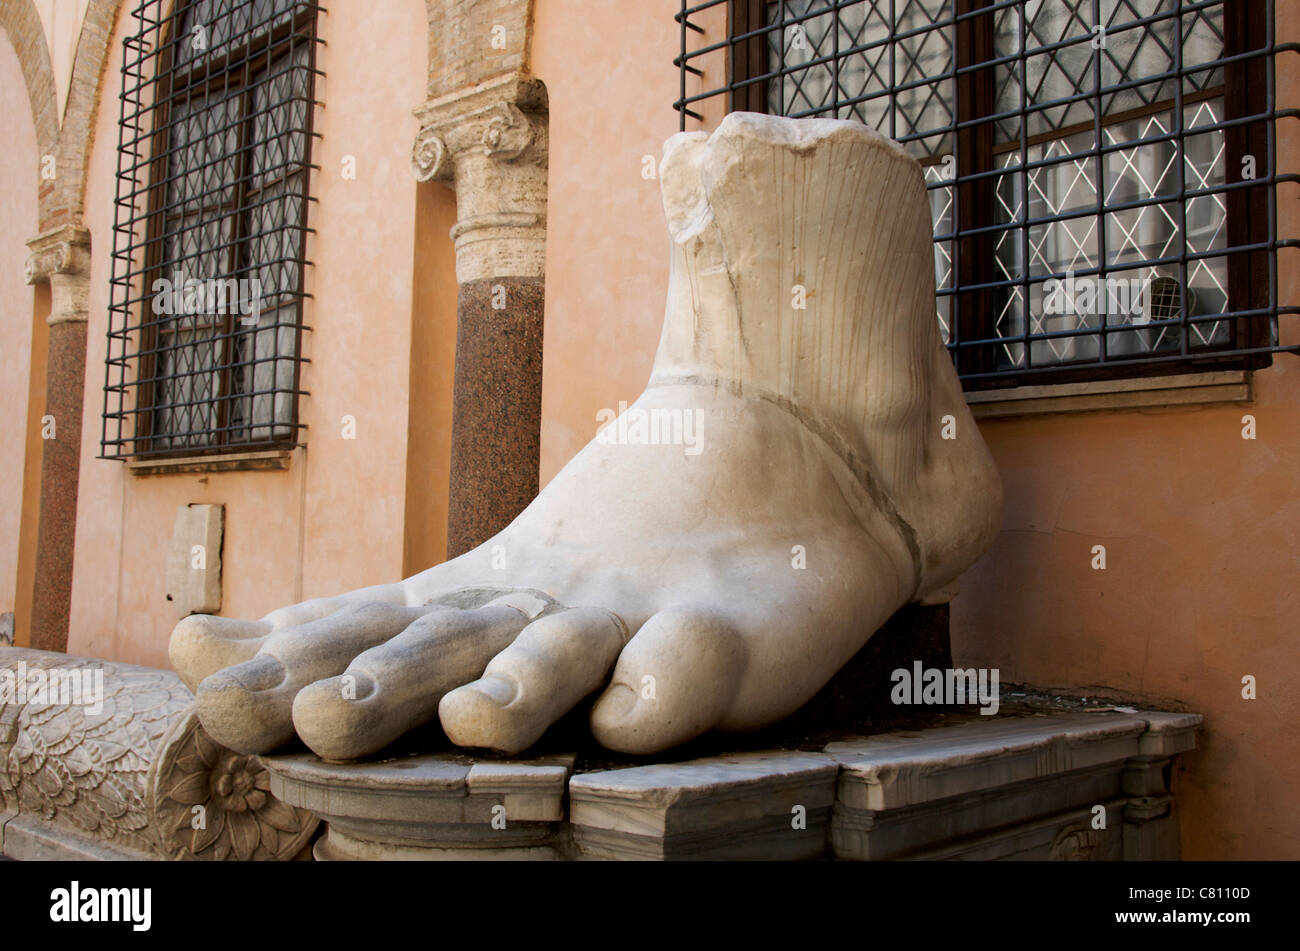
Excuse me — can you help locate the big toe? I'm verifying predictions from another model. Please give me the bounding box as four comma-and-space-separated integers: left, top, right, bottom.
591, 608, 747, 754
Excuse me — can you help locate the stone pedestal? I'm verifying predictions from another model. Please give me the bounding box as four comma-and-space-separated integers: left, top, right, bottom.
265, 752, 574, 860
824, 711, 1200, 860
260, 708, 1199, 862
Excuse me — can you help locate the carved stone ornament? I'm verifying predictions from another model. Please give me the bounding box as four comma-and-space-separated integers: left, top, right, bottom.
1, 647, 317, 860
1048, 823, 1101, 861
411, 126, 449, 182
1, 650, 189, 856
24, 224, 91, 286
410, 73, 547, 185
480, 101, 534, 159
146, 709, 318, 861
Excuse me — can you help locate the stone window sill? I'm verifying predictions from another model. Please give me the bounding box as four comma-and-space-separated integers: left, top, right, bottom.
126, 449, 294, 476
966, 370, 1252, 419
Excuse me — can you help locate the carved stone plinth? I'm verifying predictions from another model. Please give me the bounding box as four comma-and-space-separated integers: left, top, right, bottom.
7, 674, 1194, 862
825, 711, 1201, 861
264, 751, 575, 860
0, 647, 317, 860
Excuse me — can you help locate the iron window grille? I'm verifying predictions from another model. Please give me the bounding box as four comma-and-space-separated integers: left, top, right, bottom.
675, 0, 1300, 388
102, 0, 323, 459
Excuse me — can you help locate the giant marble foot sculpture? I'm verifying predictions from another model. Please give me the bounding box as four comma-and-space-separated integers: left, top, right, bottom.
170, 113, 1003, 760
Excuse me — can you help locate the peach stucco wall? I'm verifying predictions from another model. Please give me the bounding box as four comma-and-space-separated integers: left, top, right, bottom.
65, 0, 445, 667
404, 180, 459, 577
0, 29, 41, 627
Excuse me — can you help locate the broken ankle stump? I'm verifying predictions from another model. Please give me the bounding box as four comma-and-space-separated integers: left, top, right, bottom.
0, 647, 318, 860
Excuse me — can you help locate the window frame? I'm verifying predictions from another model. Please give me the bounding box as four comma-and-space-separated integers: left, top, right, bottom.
103, 0, 322, 461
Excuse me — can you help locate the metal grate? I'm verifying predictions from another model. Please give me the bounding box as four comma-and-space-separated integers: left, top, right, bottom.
102, 0, 323, 459
675, 0, 1300, 388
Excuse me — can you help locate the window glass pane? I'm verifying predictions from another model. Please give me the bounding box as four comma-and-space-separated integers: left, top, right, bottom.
176, 0, 299, 64
146, 0, 312, 451
989, 2, 1228, 369
994, 0, 1096, 144
767, 0, 953, 156
249, 40, 312, 188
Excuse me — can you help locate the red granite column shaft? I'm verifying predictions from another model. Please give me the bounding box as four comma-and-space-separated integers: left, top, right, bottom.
29, 319, 86, 652
446, 277, 545, 557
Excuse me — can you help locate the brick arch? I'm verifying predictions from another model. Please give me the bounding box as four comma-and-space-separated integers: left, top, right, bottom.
0, 0, 59, 168
0, 0, 126, 228
51, 0, 128, 228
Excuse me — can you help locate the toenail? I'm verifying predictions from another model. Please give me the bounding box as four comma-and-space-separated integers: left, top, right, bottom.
596, 683, 638, 722
336, 672, 375, 702
230, 655, 286, 692
472, 675, 517, 706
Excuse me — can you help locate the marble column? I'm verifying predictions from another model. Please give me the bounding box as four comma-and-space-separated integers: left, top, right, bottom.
23, 225, 91, 653
412, 74, 548, 557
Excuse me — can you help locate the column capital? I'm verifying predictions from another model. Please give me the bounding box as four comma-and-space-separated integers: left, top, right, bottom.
411, 72, 549, 283
411, 72, 547, 184
25, 224, 92, 327
24, 224, 91, 286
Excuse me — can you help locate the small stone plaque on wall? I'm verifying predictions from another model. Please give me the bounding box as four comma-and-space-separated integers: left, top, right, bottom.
165, 503, 224, 618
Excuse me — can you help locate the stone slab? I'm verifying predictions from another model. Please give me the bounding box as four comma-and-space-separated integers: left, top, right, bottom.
569, 750, 839, 860
1136, 712, 1202, 757
0, 812, 156, 861
826, 713, 1156, 811
831, 769, 1129, 861
825, 711, 1200, 861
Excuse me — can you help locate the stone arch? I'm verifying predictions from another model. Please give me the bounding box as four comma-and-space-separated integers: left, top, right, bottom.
0, 0, 59, 165
52, 0, 128, 227
0, 0, 126, 228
